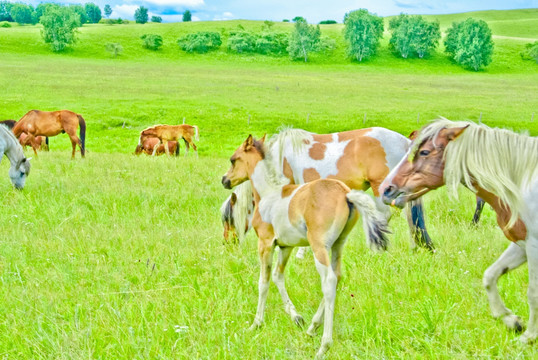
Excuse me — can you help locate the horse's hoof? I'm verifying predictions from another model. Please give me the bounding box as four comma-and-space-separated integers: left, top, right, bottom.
306, 324, 318, 337
293, 315, 305, 328
503, 315, 525, 333
248, 322, 261, 332
519, 330, 538, 344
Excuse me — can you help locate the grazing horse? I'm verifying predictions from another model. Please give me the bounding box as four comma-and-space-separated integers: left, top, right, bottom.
19, 133, 48, 152
134, 137, 179, 156
222, 135, 389, 359
220, 181, 255, 243
138, 124, 199, 157
0, 124, 31, 189
13, 110, 85, 159
380, 118, 538, 343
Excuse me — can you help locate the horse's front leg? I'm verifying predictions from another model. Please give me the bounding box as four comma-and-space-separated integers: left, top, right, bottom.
521, 235, 538, 343
163, 140, 170, 156
250, 237, 275, 330
483, 241, 526, 331
22, 134, 38, 157
272, 246, 304, 327
151, 143, 160, 156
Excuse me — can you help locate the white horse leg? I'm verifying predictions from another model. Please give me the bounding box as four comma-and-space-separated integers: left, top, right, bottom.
249, 244, 275, 330
521, 235, 538, 343
272, 246, 304, 326
483, 241, 526, 331
295, 246, 309, 259
313, 256, 338, 359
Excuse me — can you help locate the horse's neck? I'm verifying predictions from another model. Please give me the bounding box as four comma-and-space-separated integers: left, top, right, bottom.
1, 135, 22, 166
249, 160, 284, 200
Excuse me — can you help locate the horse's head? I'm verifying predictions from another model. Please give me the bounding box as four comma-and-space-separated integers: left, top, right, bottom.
134, 144, 144, 155
222, 134, 266, 189
9, 157, 31, 190
381, 125, 468, 208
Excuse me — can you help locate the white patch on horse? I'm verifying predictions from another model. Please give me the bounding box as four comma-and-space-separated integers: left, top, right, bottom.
366, 127, 411, 170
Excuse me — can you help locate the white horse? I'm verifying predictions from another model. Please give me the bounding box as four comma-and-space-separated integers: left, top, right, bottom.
0, 124, 31, 189
381, 118, 538, 343
222, 135, 389, 359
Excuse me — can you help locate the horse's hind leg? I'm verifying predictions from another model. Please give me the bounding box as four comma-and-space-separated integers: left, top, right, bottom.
483, 242, 526, 331
183, 139, 190, 157
272, 246, 304, 327
250, 236, 276, 330
406, 199, 434, 251
521, 234, 538, 343
67, 133, 81, 159
22, 134, 39, 157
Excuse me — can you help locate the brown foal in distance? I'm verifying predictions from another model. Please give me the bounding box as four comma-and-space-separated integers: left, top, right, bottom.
138, 124, 199, 157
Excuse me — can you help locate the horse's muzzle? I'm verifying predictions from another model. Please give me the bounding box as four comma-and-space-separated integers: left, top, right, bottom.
382, 185, 405, 208
222, 176, 232, 189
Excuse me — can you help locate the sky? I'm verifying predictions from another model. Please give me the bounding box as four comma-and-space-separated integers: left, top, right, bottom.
11, 0, 538, 22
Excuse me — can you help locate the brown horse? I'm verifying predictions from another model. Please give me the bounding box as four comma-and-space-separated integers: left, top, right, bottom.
138, 124, 199, 157
135, 137, 179, 156
13, 110, 86, 158
19, 133, 48, 151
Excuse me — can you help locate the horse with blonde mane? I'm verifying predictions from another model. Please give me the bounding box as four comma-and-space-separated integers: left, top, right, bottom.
222, 135, 389, 359
134, 137, 179, 156
138, 124, 199, 157
0, 124, 31, 189
381, 118, 538, 343
220, 181, 254, 243
13, 110, 85, 159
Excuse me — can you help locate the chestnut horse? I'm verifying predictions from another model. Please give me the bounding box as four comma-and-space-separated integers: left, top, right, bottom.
138, 124, 199, 157
19, 133, 48, 152
135, 137, 179, 156
222, 135, 389, 359
220, 181, 254, 243
381, 118, 538, 344
13, 110, 85, 158
0, 124, 31, 189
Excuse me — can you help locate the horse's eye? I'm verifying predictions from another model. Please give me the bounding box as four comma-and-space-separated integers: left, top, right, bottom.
231, 159, 236, 165
419, 150, 430, 156
20, 172, 25, 178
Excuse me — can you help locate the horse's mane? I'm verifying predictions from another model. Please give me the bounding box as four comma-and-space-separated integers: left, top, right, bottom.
413, 118, 538, 227
231, 181, 253, 242
0, 124, 21, 146
254, 138, 289, 187
266, 126, 313, 170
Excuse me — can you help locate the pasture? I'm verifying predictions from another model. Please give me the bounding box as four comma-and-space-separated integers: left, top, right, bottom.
0, 8, 537, 359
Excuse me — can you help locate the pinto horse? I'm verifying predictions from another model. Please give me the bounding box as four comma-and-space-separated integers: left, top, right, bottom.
135, 137, 179, 156
222, 135, 389, 359
220, 181, 255, 243
0, 124, 31, 189
381, 118, 538, 344
13, 110, 85, 159
138, 124, 199, 157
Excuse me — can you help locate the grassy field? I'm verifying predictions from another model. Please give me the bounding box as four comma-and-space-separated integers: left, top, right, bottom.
0, 8, 538, 359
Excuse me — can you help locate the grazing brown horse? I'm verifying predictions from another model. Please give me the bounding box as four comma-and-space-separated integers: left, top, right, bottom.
19, 133, 48, 151
138, 124, 199, 157
13, 110, 86, 159
134, 137, 179, 156
381, 118, 538, 344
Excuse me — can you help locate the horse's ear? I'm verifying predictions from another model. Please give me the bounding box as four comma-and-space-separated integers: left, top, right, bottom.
26, 157, 32, 161
259, 134, 267, 144
445, 125, 470, 142
243, 134, 254, 150
408, 130, 418, 140
230, 193, 237, 205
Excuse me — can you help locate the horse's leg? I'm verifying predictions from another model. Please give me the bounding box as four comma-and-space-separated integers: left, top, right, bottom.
151, 143, 160, 156
272, 246, 304, 327
521, 235, 538, 343
295, 246, 309, 259
472, 196, 486, 225
67, 133, 81, 159
249, 238, 275, 330
483, 242, 526, 331
183, 139, 190, 157
191, 141, 198, 158
406, 199, 434, 251
23, 134, 39, 157
163, 140, 170, 156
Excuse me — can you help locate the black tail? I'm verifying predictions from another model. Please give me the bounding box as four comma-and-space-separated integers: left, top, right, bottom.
77, 115, 86, 157
410, 200, 434, 251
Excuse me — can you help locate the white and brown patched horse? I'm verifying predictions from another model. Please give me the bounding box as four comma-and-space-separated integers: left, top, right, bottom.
222, 135, 389, 359
0, 124, 31, 189
220, 181, 255, 243
381, 118, 538, 343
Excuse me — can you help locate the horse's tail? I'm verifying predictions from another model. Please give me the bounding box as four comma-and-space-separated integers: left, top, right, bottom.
77, 115, 86, 157
193, 125, 199, 141
174, 142, 180, 156
346, 190, 390, 251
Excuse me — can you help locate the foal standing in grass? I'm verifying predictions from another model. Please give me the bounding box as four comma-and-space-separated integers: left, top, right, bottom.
222, 135, 389, 359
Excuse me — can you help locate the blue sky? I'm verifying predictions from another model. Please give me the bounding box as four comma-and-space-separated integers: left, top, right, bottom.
12, 0, 538, 22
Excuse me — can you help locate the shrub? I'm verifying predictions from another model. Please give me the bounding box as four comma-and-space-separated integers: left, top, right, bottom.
521, 41, 538, 63
105, 42, 123, 57
228, 30, 257, 53
343, 9, 384, 62
178, 31, 222, 53
319, 20, 337, 24
40, 5, 80, 52
0, 21, 11, 27
141, 34, 163, 50
389, 14, 440, 58
444, 18, 494, 71
255, 31, 288, 55
151, 15, 162, 23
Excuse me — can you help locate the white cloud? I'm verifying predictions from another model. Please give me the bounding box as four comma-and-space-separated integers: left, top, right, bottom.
143, 0, 204, 7
112, 4, 139, 19
213, 11, 234, 20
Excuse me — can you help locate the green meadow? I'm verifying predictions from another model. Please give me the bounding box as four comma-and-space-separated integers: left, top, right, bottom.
0, 8, 537, 359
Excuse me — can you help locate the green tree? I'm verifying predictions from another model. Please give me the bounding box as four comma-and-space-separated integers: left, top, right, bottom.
287, 18, 321, 62
256, 31, 288, 55
69, 4, 88, 24
182, 9, 191, 22
444, 18, 494, 71
40, 5, 80, 52
141, 34, 163, 50
0, 1, 14, 22
292, 16, 305, 23
151, 15, 162, 23
134, 6, 148, 24
178, 31, 222, 53
343, 9, 383, 62
521, 41, 538, 63
228, 30, 257, 53
104, 4, 112, 18
35, 3, 56, 21
85, 3, 101, 24
389, 14, 440, 58
10, 3, 35, 24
